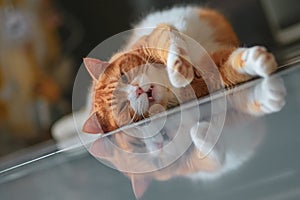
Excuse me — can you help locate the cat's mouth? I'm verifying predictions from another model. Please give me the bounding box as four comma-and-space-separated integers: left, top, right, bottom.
130, 85, 166, 116
146, 85, 155, 103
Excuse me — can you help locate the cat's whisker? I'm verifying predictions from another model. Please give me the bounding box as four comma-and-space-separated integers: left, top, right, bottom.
141, 110, 147, 120
145, 56, 152, 69
130, 109, 139, 123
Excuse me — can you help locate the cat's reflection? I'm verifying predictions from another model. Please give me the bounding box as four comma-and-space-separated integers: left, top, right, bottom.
90, 77, 286, 199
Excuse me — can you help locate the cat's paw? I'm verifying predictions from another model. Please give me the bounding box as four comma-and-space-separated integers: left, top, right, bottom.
167, 39, 194, 88
250, 77, 286, 114
242, 46, 277, 77
190, 121, 224, 165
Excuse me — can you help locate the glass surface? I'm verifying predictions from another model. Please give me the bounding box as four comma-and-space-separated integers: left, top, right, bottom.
1, 61, 300, 200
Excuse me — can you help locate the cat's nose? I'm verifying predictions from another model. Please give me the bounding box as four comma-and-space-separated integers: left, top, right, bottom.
136, 87, 144, 96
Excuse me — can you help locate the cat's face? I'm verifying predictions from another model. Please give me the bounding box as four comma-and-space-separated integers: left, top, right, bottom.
84, 52, 178, 133
113, 61, 170, 119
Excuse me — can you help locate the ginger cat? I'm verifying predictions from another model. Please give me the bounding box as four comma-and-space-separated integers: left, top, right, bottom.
81, 6, 277, 134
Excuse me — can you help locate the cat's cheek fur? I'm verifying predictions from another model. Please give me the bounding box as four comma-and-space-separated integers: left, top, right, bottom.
152, 85, 166, 102
113, 106, 132, 126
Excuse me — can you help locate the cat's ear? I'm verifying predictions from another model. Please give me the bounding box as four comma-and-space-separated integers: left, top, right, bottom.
83, 57, 109, 81
89, 136, 113, 158
82, 112, 103, 134
130, 175, 152, 199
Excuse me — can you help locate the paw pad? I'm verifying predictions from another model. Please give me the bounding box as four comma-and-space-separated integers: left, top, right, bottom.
242, 46, 277, 77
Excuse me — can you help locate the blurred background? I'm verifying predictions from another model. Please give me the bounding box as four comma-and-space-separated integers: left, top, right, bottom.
0, 0, 299, 159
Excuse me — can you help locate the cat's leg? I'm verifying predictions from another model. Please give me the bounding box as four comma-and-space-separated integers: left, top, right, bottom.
139, 24, 194, 88
212, 46, 278, 86
229, 46, 277, 77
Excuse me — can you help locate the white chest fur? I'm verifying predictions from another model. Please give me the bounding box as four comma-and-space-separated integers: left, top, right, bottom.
129, 6, 220, 52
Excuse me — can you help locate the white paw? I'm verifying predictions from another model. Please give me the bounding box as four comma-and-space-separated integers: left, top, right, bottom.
253, 77, 286, 114
190, 122, 224, 163
167, 39, 194, 88
242, 46, 277, 77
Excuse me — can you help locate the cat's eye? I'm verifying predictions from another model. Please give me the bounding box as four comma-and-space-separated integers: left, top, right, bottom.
120, 73, 128, 83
